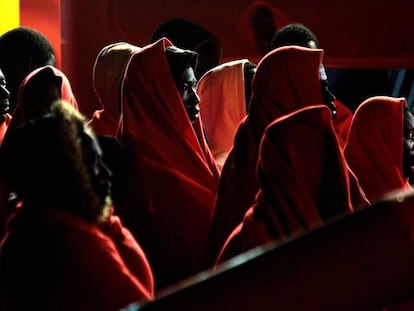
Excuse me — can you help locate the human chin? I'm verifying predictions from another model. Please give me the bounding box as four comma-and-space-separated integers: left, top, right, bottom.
186, 106, 199, 122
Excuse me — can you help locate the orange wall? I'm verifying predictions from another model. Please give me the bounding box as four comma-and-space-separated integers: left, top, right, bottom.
19, 0, 61, 68
17, 0, 414, 118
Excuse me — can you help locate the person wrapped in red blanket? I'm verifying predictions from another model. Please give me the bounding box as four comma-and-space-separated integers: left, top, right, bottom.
115, 38, 219, 290
0, 101, 154, 310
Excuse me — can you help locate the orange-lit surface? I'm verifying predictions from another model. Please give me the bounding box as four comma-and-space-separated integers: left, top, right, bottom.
59, 0, 414, 117
15, 0, 414, 117
19, 0, 61, 68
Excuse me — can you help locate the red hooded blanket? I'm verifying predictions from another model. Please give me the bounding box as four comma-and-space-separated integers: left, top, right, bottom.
88, 42, 141, 136
206, 46, 328, 266
116, 38, 219, 289
344, 96, 411, 203
216, 105, 352, 263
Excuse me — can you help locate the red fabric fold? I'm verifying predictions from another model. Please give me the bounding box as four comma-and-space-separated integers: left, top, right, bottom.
88, 42, 141, 136
116, 38, 219, 288
0, 207, 153, 310
9, 65, 78, 130
216, 105, 352, 263
333, 99, 353, 148
198, 59, 250, 172
344, 96, 411, 203
206, 46, 326, 266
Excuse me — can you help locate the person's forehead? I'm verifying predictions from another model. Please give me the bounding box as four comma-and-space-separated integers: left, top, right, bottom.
182, 67, 196, 80
307, 40, 318, 49
407, 110, 414, 122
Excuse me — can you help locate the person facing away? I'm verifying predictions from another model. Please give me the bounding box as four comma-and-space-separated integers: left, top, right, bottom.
197, 59, 257, 172
269, 23, 353, 149
0, 100, 154, 310
216, 105, 352, 264
8, 65, 78, 130
0, 27, 55, 114
0, 65, 80, 240
344, 96, 413, 203
88, 42, 141, 137
204, 45, 339, 268
151, 18, 222, 79
114, 38, 219, 290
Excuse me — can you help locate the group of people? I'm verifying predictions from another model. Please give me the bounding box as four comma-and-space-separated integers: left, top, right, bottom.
0, 20, 412, 311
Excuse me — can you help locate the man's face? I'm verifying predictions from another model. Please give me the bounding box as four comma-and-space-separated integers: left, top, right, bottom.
320, 65, 337, 119
82, 129, 112, 204
403, 107, 414, 179
0, 69, 10, 117
179, 66, 200, 122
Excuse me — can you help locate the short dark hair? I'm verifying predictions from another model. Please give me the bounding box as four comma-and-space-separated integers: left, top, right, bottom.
270, 23, 320, 50
165, 46, 198, 87
152, 19, 221, 78
0, 27, 55, 69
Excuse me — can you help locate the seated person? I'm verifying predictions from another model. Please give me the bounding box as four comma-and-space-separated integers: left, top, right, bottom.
344, 96, 413, 203
0, 26, 56, 114
0, 100, 154, 310
197, 59, 257, 171
9, 65, 78, 129
88, 42, 141, 136
114, 38, 219, 290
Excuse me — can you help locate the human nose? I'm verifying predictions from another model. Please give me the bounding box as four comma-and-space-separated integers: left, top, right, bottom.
98, 159, 112, 179
0, 84, 9, 100
191, 87, 200, 105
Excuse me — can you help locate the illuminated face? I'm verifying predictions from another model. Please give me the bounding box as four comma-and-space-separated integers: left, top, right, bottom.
320, 64, 337, 119
0, 68, 10, 116
179, 66, 200, 122
403, 106, 414, 179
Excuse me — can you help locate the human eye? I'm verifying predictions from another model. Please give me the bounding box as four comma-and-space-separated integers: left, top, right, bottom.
409, 129, 414, 141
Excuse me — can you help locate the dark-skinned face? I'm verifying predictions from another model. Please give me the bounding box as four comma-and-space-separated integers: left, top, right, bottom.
0, 69, 10, 119
403, 106, 414, 179
179, 66, 200, 122
82, 128, 113, 204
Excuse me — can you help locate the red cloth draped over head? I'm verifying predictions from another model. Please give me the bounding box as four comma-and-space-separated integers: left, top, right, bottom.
0, 114, 11, 144
197, 59, 250, 171
344, 96, 410, 203
116, 38, 219, 289
205, 46, 325, 266
9, 65, 78, 130
88, 42, 141, 136
333, 99, 353, 148
216, 105, 352, 263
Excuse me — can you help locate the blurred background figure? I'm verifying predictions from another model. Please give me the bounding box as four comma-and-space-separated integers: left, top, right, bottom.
198, 59, 256, 171
9, 65, 78, 130
0, 100, 154, 310
344, 96, 413, 203
0, 27, 55, 114
88, 42, 141, 137
151, 18, 222, 79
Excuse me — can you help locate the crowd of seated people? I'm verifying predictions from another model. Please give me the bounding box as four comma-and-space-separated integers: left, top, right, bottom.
0, 19, 412, 311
